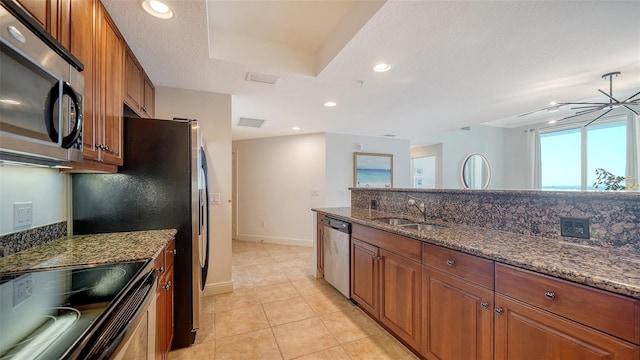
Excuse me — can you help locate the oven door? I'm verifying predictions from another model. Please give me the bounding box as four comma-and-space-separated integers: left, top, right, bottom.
0, 3, 83, 165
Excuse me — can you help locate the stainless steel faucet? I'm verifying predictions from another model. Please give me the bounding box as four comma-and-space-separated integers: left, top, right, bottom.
407, 197, 427, 222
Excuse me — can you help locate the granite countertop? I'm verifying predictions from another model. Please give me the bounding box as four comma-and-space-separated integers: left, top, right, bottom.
314, 207, 640, 300
0, 229, 177, 273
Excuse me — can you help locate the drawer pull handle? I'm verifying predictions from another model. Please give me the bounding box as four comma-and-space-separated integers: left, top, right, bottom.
171, 249, 177, 255
158, 266, 165, 273
544, 291, 556, 300
164, 281, 172, 290
494, 307, 503, 315
446, 259, 455, 267
480, 302, 489, 309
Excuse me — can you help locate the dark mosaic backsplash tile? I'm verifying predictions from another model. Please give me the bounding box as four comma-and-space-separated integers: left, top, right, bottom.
352, 189, 640, 251
0, 222, 67, 258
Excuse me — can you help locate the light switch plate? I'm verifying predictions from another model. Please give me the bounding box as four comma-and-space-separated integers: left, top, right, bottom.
211, 193, 221, 205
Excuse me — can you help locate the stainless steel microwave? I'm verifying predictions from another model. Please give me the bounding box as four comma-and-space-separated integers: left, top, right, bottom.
0, 2, 84, 166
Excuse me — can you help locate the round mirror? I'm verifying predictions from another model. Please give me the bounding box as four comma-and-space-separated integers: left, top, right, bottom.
460, 153, 491, 189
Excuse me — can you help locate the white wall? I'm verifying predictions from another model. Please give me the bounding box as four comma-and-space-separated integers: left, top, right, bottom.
0, 166, 68, 236
325, 133, 411, 207
416, 125, 507, 189
232, 132, 410, 249
233, 133, 326, 247
155, 87, 233, 296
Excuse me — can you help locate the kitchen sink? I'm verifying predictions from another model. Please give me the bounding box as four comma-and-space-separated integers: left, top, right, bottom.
374, 217, 414, 226
398, 223, 447, 231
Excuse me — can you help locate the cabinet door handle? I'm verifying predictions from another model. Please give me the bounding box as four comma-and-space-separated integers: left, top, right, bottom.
494, 308, 503, 315
373, 255, 382, 261
158, 266, 165, 273
446, 259, 455, 267
171, 249, 177, 255
544, 291, 556, 300
164, 280, 171, 290
480, 302, 489, 309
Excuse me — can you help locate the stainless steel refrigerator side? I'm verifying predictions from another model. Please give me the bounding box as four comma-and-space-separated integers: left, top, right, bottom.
190, 120, 201, 333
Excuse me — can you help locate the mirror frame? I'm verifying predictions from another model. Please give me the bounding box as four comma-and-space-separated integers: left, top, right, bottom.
460, 153, 491, 189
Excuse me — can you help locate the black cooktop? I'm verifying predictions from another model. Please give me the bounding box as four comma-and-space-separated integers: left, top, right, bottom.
0, 260, 147, 359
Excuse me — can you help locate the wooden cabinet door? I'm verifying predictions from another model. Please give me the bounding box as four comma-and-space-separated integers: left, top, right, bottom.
164, 264, 174, 356
422, 266, 494, 360
16, 0, 70, 49
69, 0, 97, 161
96, 3, 123, 166
143, 73, 155, 118
351, 238, 379, 317
379, 249, 421, 350
16, 0, 48, 27
124, 47, 143, 114
495, 294, 639, 360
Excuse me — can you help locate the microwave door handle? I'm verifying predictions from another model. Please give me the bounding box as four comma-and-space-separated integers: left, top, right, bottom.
44, 81, 60, 143
60, 82, 82, 149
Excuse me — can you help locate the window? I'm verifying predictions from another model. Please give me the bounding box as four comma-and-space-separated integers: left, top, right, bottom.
540, 119, 627, 190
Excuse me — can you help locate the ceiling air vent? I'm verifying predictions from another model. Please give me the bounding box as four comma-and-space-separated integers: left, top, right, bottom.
246, 72, 279, 85
238, 117, 265, 128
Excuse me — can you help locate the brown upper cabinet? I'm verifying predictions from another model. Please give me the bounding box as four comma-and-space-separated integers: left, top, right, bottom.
13, 0, 70, 49
124, 46, 155, 118
67, 0, 123, 171
66, 0, 153, 172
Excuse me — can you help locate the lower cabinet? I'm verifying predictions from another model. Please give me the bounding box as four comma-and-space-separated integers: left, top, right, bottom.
351, 225, 422, 351
494, 294, 639, 360
338, 220, 640, 360
155, 239, 175, 360
422, 267, 494, 360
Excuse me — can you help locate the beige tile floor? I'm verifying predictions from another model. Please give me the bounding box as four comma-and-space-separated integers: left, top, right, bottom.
168, 240, 418, 360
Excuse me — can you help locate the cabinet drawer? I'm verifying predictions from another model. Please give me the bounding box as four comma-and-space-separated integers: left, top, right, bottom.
496, 263, 640, 344
422, 243, 494, 289
352, 224, 421, 262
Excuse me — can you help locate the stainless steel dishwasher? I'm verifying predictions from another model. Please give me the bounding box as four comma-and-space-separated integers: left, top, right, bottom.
322, 217, 351, 298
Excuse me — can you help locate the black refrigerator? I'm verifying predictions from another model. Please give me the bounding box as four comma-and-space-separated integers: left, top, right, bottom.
72, 117, 210, 349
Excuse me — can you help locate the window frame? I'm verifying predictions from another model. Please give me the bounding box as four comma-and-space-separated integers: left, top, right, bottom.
539, 116, 627, 190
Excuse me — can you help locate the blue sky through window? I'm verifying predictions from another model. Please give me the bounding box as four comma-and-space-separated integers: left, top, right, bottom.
540, 120, 626, 190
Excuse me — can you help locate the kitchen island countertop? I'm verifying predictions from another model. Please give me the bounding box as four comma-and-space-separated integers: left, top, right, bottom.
314, 207, 640, 300
0, 229, 177, 273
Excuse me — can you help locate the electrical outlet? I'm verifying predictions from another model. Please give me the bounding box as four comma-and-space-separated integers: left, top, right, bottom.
370, 199, 378, 210
13, 202, 32, 229
560, 217, 590, 239
13, 274, 32, 307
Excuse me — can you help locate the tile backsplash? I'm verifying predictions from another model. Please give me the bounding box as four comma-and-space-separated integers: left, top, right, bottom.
0, 222, 67, 258
352, 189, 640, 251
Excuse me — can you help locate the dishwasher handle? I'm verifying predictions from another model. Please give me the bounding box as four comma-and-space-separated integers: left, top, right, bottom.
323, 217, 351, 234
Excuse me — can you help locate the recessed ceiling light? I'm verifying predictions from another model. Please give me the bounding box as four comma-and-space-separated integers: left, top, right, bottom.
142, 0, 174, 19
549, 101, 558, 106
292, 126, 301, 131
373, 63, 391, 72
548, 119, 557, 124
324, 101, 337, 107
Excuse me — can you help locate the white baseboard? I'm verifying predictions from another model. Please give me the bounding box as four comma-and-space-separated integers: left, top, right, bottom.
234, 233, 313, 247
203, 280, 233, 296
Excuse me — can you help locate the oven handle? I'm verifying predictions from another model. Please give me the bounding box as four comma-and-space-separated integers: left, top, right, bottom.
78, 269, 158, 360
